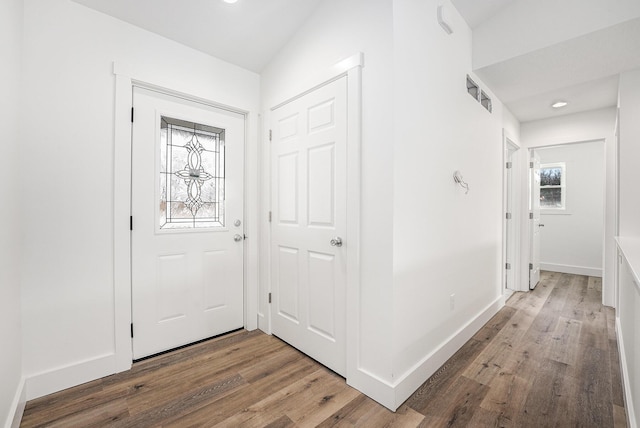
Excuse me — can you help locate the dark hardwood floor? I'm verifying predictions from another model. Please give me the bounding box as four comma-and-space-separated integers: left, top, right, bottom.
21, 272, 627, 427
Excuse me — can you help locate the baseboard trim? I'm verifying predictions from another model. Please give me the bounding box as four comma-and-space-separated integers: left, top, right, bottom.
392, 295, 505, 409
25, 354, 116, 401
540, 263, 602, 278
616, 317, 637, 428
4, 377, 26, 428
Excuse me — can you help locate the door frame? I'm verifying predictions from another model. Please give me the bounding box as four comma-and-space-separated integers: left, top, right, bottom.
502, 131, 521, 293
113, 65, 256, 372
259, 53, 363, 382
523, 139, 609, 295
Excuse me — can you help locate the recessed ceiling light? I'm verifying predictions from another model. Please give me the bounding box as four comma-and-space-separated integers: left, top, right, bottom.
223, 0, 237, 3
551, 101, 568, 109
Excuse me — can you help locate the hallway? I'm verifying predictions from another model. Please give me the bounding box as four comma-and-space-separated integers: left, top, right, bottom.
21, 271, 626, 427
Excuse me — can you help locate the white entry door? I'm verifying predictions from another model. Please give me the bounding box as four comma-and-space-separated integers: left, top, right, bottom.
529, 151, 541, 289
270, 77, 347, 376
131, 87, 245, 359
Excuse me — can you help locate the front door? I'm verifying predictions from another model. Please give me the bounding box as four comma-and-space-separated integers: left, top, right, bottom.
270, 77, 348, 376
131, 87, 245, 359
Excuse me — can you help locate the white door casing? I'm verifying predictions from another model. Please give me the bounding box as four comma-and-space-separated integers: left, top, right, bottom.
504, 138, 519, 291
131, 87, 245, 359
530, 151, 541, 289
270, 76, 348, 376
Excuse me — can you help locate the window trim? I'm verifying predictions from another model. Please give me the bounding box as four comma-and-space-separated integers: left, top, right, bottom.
540, 162, 566, 211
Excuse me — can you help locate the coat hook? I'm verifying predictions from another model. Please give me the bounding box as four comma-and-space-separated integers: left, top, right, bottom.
453, 171, 469, 194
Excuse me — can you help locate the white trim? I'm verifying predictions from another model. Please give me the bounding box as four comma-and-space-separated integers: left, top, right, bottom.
540, 263, 602, 277
616, 317, 637, 428
113, 73, 133, 373
4, 377, 25, 428
114, 63, 258, 376
502, 130, 522, 292
25, 354, 115, 400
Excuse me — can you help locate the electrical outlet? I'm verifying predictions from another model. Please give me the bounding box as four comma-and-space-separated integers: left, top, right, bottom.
450, 293, 455, 311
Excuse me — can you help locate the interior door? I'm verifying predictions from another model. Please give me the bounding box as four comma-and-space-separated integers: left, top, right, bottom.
131, 87, 245, 359
530, 151, 541, 289
270, 77, 347, 376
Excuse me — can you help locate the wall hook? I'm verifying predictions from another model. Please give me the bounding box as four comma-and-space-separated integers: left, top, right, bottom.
453, 171, 469, 194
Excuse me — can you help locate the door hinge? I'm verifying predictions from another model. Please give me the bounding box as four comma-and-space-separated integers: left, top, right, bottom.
269, 129, 272, 142
268, 292, 272, 304
506, 212, 512, 220
506, 162, 512, 169
130, 323, 134, 338
268, 211, 272, 222
506, 263, 511, 270
529, 212, 533, 220
530, 161, 534, 168
130, 216, 133, 231
131, 107, 134, 123
529, 263, 533, 270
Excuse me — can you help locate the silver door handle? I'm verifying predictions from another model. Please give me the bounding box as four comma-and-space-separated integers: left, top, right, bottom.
330, 237, 343, 247
539, 224, 545, 227
234, 234, 243, 242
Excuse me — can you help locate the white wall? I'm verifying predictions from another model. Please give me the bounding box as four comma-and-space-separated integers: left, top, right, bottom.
616, 67, 640, 428
260, 0, 396, 401
1, 0, 25, 424
21, 0, 259, 400
262, 0, 517, 409
392, 0, 506, 402
618, 69, 640, 238
520, 107, 616, 305
536, 142, 604, 277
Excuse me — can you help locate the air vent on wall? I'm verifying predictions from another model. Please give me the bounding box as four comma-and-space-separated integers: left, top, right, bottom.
466, 75, 492, 114
480, 90, 492, 113
466, 75, 479, 101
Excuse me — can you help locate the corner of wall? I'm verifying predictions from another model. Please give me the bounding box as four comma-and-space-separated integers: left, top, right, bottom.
5, 377, 26, 428
391, 296, 504, 409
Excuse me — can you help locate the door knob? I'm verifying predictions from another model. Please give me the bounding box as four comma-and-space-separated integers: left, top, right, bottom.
330, 237, 343, 247
234, 234, 243, 242
539, 224, 545, 227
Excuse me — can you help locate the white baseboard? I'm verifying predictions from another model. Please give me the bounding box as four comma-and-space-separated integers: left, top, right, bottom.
4, 377, 26, 428
391, 296, 504, 409
540, 263, 602, 278
347, 367, 396, 410
25, 354, 116, 401
616, 317, 637, 428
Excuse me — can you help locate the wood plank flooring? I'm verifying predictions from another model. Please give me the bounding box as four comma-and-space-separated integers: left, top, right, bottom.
21, 272, 627, 427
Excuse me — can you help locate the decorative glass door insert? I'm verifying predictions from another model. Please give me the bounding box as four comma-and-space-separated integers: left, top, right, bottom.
160, 116, 225, 229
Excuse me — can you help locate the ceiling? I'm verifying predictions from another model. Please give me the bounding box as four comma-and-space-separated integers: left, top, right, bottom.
72, 0, 323, 73
450, 0, 517, 29
74, 0, 639, 123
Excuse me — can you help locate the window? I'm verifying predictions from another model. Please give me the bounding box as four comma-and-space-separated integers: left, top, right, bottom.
540, 162, 565, 209
159, 116, 226, 229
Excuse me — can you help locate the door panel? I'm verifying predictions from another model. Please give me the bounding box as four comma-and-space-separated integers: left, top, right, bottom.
131, 87, 245, 359
271, 77, 347, 376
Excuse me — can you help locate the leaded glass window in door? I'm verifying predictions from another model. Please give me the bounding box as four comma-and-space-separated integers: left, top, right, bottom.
160, 116, 225, 229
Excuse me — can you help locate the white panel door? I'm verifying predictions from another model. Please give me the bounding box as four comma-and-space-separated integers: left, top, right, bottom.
131, 87, 245, 359
270, 77, 347, 376
530, 151, 541, 289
